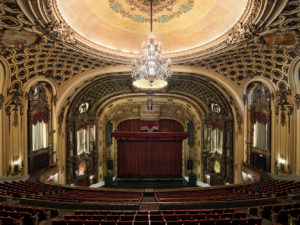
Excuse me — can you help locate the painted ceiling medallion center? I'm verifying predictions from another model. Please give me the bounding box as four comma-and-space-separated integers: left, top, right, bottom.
109, 0, 194, 23
126, 0, 177, 12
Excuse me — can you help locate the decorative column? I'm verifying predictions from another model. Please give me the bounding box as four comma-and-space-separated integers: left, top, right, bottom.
66, 118, 75, 184
57, 109, 67, 184
4, 84, 24, 177
234, 114, 243, 184
225, 119, 233, 183
274, 89, 293, 175
0, 94, 4, 177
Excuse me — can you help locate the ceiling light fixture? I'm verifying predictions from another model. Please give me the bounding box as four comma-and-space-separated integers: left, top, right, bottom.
131, 0, 172, 90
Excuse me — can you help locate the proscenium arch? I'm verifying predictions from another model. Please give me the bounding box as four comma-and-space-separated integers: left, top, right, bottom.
62, 72, 236, 130
58, 67, 243, 184
56, 65, 244, 117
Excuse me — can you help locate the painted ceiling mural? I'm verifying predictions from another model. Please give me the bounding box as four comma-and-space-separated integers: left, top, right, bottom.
55, 0, 248, 54
0, 0, 299, 101
109, 0, 194, 24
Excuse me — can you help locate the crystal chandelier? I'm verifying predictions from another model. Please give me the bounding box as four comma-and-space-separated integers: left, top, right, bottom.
131, 0, 172, 90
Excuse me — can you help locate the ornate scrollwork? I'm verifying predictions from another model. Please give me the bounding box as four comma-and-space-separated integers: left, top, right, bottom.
45, 20, 77, 45
5, 83, 23, 130
227, 22, 262, 45
276, 89, 292, 127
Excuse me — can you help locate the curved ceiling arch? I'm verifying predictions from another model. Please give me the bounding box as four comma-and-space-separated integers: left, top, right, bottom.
56, 65, 244, 116
64, 72, 238, 120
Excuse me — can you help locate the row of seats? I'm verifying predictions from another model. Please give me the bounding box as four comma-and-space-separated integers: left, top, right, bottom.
249, 201, 300, 225
39, 189, 142, 203
0, 181, 143, 204
155, 189, 253, 203
52, 218, 263, 225
0, 203, 48, 221
155, 180, 300, 203
52, 209, 262, 225
0, 216, 21, 225
2, 180, 300, 205
74, 209, 236, 216
232, 180, 300, 196
0, 203, 50, 225
65, 213, 249, 221
0, 181, 64, 198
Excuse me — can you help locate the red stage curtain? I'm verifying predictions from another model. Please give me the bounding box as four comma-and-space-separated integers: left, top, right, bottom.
117, 141, 182, 177
117, 119, 183, 177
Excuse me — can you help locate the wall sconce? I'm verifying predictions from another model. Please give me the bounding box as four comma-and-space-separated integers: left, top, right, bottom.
12, 156, 20, 175
278, 157, 286, 165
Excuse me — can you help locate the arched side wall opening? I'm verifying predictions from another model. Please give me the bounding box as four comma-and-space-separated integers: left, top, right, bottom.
290, 58, 300, 175
0, 57, 10, 177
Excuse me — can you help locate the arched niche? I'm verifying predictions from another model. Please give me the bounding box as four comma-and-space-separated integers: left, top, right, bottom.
27, 82, 55, 175
202, 102, 234, 185
245, 82, 272, 174
65, 100, 97, 186
0, 57, 10, 177
289, 58, 300, 175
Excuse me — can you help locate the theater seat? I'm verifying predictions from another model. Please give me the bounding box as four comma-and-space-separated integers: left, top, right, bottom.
52, 219, 67, 225
166, 221, 182, 225
215, 218, 230, 225
117, 221, 133, 225
247, 217, 262, 225
197, 220, 215, 225
102, 220, 118, 225
68, 220, 83, 225
151, 221, 166, 225
84, 220, 100, 225
164, 215, 178, 221
135, 215, 149, 221
182, 220, 199, 225
134, 221, 149, 225
231, 218, 247, 225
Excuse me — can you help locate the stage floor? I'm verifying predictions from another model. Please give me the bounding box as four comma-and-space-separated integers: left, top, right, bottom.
113, 177, 189, 189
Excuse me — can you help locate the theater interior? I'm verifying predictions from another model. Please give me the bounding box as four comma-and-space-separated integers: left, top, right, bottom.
0, 0, 300, 224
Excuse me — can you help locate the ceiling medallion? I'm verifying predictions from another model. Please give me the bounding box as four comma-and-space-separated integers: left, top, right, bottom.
126, 0, 177, 12
109, 0, 193, 24
131, 0, 172, 90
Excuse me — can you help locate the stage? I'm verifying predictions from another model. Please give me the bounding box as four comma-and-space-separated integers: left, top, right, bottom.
113, 177, 189, 189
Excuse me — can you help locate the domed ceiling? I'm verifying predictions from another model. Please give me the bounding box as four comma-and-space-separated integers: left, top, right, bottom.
56, 0, 248, 56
